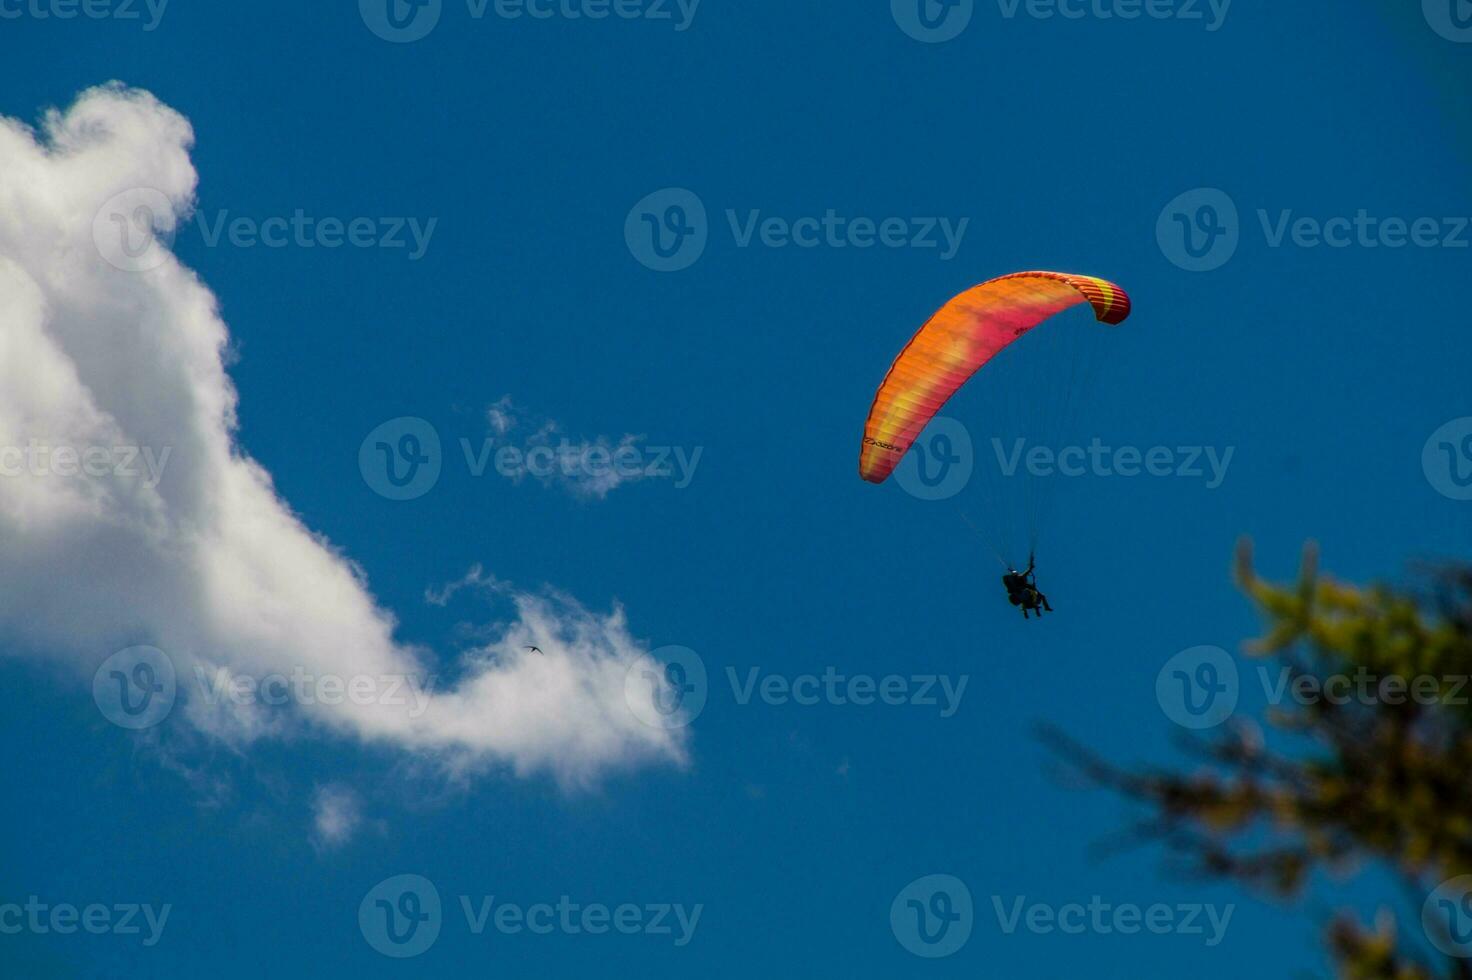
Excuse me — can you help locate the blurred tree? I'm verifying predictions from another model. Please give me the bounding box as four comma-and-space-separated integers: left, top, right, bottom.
1045, 541, 1472, 979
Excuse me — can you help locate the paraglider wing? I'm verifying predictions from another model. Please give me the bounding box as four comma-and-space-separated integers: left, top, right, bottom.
858, 271, 1131, 484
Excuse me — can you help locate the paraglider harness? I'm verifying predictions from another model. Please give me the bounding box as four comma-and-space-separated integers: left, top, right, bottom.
1002, 557, 1052, 619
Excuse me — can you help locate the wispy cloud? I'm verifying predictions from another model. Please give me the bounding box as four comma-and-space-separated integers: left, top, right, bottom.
483, 395, 655, 500
311, 784, 364, 850
424, 563, 511, 607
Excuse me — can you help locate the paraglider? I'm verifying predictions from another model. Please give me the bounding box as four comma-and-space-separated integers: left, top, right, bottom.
1001, 558, 1051, 619
859, 270, 1132, 616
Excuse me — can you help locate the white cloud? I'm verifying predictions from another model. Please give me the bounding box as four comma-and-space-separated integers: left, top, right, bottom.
0, 84, 687, 789
424, 562, 509, 607
486, 395, 517, 437
311, 784, 364, 849
484, 395, 652, 500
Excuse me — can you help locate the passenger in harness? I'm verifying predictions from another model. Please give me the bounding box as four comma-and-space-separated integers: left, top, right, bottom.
1001, 556, 1052, 619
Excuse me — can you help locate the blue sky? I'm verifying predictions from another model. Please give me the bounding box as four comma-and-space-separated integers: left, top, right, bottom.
2, 1, 1471, 977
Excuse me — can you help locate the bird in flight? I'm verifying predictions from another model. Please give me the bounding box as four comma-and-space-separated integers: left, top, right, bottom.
526, 646, 543, 655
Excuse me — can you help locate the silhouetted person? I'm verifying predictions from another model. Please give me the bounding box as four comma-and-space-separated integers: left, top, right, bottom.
1002, 557, 1052, 619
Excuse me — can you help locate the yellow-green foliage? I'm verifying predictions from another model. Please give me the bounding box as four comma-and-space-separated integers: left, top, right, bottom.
1067, 543, 1472, 978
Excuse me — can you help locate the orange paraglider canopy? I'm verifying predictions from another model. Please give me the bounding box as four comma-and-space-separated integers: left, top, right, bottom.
859, 271, 1131, 484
